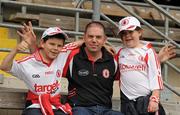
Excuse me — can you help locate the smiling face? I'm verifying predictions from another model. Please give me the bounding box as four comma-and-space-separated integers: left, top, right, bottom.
119, 29, 143, 48
40, 37, 64, 62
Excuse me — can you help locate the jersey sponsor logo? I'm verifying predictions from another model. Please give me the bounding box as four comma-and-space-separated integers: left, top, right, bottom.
45, 71, 54, 75
102, 69, 110, 78
120, 64, 146, 72
128, 53, 135, 56
32, 74, 40, 78
138, 56, 144, 62
78, 69, 89, 77
56, 69, 61, 78
34, 80, 60, 94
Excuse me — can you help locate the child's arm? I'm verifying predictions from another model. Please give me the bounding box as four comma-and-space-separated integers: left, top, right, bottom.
147, 47, 163, 113
0, 41, 29, 72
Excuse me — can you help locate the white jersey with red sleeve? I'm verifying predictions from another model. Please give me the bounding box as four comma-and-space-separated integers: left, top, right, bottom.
8, 48, 72, 97
9, 50, 71, 96
117, 42, 163, 100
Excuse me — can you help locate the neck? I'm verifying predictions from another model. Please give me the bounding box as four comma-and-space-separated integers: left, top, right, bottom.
85, 48, 102, 62
39, 49, 52, 64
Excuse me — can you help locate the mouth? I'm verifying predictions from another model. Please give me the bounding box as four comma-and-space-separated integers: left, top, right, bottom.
50, 52, 59, 56
89, 44, 98, 48
125, 39, 133, 42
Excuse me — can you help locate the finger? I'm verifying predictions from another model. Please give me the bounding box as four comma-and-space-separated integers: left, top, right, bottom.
169, 52, 176, 58
21, 41, 29, 49
23, 23, 29, 32
161, 46, 166, 51
18, 45, 26, 51
167, 46, 176, 52
21, 27, 26, 34
31, 31, 36, 40
17, 30, 25, 38
28, 21, 36, 39
28, 21, 33, 30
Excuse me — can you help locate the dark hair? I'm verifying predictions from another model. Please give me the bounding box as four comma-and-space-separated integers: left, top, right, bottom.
84, 21, 106, 34
119, 27, 143, 39
42, 34, 66, 43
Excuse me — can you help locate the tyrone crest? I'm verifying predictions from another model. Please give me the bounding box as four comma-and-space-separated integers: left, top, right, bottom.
56, 69, 61, 78
102, 69, 110, 78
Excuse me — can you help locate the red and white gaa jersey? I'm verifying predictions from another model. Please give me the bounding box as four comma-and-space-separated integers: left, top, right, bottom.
116, 42, 163, 100
9, 49, 71, 97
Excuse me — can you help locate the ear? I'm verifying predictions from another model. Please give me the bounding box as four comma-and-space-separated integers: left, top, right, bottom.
104, 35, 107, 43
39, 40, 44, 48
83, 34, 86, 41
139, 29, 143, 34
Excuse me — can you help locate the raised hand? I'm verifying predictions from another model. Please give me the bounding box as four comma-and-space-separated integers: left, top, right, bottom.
17, 21, 36, 47
158, 44, 176, 63
16, 40, 29, 52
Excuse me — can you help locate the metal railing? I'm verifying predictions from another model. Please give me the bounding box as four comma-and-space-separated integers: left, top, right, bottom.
0, 0, 179, 97
112, 0, 180, 48
111, 0, 180, 97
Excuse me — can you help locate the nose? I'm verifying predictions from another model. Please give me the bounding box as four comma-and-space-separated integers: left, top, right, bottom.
92, 36, 97, 42
54, 45, 59, 50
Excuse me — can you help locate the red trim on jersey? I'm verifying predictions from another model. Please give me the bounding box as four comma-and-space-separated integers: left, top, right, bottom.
146, 43, 152, 49
38, 50, 53, 67
114, 48, 123, 81
68, 91, 76, 98
34, 49, 42, 61
158, 76, 164, 89
144, 53, 148, 65
68, 88, 77, 98
16, 55, 34, 63
26, 91, 72, 115
62, 48, 80, 77
61, 42, 78, 52
146, 43, 160, 69
152, 48, 160, 69
115, 48, 123, 62
115, 66, 120, 80
147, 43, 163, 89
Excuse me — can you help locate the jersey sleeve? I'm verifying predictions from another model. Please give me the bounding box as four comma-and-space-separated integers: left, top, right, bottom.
9, 60, 23, 80
147, 48, 164, 90
62, 48, 80, 78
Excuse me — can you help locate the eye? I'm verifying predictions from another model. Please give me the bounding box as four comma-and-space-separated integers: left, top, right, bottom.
49, 43, 55, 46
88, 35, 94, 38
58, 44, 63, 48
96, 35, 102, 39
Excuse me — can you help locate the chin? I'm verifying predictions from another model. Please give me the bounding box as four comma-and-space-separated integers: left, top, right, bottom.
125, 42, 135, 48
50, 55, 58, 60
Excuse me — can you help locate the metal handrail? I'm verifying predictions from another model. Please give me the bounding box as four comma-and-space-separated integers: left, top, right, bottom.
109, 0, 180, 97
144, 0, 180, 26
102, 0, 180, 10
112, 0, 180, 48
165, 61, 180, 73
164, 82, 180, 97
0, 0, 179, 96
